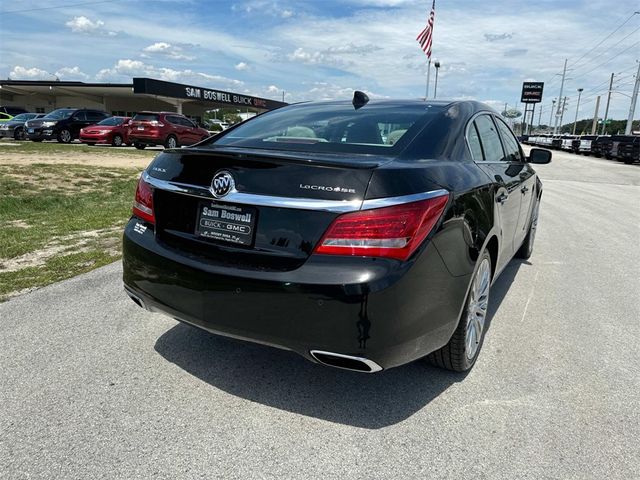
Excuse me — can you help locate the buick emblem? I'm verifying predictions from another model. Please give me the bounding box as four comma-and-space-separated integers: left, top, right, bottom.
210, 170, 235, 198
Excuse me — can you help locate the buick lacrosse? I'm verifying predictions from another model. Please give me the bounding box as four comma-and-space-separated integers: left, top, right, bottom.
123, 94, 551, 373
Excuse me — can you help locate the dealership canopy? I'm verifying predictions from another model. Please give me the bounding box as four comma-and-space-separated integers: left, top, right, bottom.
0, 77, 287, 120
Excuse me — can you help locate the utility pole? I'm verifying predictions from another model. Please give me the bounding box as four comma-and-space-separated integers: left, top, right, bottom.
625, 61, 640, 135
601, 72, 615, 135
558, 97, 568, 133
573, 88, 583, 135
549, 99, 556, 128
553, 59, 568, 134
591, 96, 601, 135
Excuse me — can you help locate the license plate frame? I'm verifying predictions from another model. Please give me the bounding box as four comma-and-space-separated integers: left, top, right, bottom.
195, 201, 257, 247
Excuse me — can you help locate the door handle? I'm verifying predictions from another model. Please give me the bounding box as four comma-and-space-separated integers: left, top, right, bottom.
521, 186, 529, 194
496, 192, 509, 204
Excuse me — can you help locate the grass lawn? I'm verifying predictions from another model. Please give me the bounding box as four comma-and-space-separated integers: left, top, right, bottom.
0, 163, 139, 301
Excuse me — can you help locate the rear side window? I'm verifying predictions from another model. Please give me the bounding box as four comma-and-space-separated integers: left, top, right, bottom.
474, 115, 505, 162
467, 122, 484, 161
495, 118, 523, 162
87, 111, 107, 122
73, 111, 87, 121
133, 113, 160, 122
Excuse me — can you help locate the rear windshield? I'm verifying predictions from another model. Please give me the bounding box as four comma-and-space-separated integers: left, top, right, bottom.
98, 116, 125, 126
44, 109, 74, 120
209, 102, 444, 155
10, 113, 35, 122
132, 113, 159, 122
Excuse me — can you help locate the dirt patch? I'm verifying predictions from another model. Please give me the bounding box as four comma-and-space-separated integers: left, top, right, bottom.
0, 151, 153, 169
5, 220, 30, 229
0, 226, 122, 272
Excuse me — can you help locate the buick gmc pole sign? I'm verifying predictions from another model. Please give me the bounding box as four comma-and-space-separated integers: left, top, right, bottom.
521, 82, 544, 103
521, 82, 544, 135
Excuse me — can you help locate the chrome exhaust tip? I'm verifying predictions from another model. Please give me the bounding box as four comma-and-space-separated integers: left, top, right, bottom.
309, 350, 383, 373
125, 288, 147, 311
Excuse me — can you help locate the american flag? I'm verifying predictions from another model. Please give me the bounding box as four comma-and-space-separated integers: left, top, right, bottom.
416, 1, 435, 59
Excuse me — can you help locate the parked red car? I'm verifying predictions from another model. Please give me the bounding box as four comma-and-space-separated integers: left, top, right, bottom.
127, 111, 210, 149
80, 116, 131, 146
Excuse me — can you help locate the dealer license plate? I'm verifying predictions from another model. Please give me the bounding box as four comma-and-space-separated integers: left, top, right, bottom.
196, 201, 257, 246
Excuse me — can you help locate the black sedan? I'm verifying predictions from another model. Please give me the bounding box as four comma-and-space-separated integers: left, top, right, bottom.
123, 96, 551, 373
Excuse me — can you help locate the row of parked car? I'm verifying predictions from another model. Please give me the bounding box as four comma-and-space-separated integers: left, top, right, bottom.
522, 133, 640, 164
0, 107, 211, 149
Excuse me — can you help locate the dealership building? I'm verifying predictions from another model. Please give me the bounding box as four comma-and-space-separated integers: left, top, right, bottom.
0, 77, 287, 123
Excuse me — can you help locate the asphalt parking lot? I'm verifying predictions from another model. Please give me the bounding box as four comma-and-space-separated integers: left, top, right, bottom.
1, 148, 639, 479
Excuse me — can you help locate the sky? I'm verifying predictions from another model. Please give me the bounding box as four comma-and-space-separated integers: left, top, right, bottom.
0, 0, 639, 122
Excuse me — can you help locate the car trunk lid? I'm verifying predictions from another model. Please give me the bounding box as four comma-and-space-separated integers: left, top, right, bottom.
145, 148, 385, 271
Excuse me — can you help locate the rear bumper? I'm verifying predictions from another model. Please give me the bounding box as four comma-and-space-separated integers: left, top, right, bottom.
129, 133, 163, 145
122, 218, 470, 371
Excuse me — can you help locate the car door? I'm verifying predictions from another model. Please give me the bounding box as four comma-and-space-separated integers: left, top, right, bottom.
181, 116, 200, 144
472, 114, 524, 268
166, 115, 184, 143
70, 111, 89, 137
494, 116, 536, 249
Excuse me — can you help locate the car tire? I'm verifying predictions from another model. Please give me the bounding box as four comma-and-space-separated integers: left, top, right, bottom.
57, 129, 72, 143
427, 250, 492, 372
134, 143, 146, 150
164, 135, 178, 149
516, 198, 540, 260
112, 134, 123, 147
14, 127, 26, 141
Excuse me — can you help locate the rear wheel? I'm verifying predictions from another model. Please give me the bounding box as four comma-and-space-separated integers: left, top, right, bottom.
516, 198, 540, 259
134, 143, 146, 150
57, 129, 72, 143
164, 135, 178, 149
112, 134, 123, 147
428, 250, 492, 372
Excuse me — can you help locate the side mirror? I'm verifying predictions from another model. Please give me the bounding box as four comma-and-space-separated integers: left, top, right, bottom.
528, 148, 552, 164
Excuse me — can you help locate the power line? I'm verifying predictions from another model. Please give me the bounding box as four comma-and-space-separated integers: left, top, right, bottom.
1, 0, 124, 14
572, 41, 640, 81
569, 11, 640, 70
571, 25, 640, 75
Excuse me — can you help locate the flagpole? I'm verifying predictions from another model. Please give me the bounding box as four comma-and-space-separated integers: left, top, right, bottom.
425, 59, 431, 99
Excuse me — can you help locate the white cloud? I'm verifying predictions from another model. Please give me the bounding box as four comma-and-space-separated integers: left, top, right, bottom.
235, 62, 249, 71
96, 59, 243, 89
286, 48, 352, 67
54, 66, 89, 80
9, 66, 55, 80
65, 16, 116, 36
142, 42, 195, 61
281, 9, 294, 18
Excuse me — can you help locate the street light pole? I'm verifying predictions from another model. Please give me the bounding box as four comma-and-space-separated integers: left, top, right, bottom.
572, 88, 583, 135
433, 61, 441, 99
624, 60, 640, 135
549, 99, 556, 128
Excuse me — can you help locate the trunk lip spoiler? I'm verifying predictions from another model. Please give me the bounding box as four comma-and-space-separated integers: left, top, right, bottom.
142, 171, 448, 214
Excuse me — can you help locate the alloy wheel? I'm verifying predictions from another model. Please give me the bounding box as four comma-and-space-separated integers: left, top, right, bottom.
60, 130, 71, 143
465, 257, 491, 360
113, 135, 123, 146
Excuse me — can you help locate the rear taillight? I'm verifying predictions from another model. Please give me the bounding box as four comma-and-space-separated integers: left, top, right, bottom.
132, 176, 155, 224
314, 193, 449, 261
